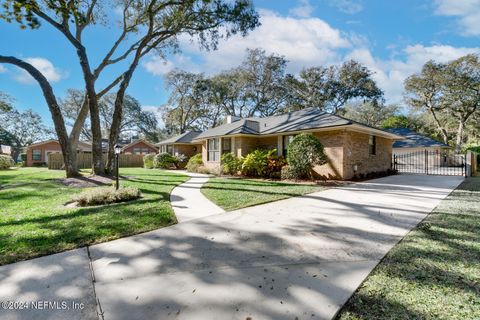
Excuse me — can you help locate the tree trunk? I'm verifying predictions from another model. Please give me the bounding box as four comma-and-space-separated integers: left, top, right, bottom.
0, 56, 79, 177
455, 120, 465, 154
429, 107, 449, 144
106, 65, 137, 174
67, 98, 90, 173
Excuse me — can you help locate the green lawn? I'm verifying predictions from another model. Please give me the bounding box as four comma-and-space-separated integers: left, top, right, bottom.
0, 167, 188, 266
201, 177, 326, 211
336, 177, 480, 320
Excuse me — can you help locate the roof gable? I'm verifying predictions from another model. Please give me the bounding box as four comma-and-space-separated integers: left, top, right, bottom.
158, 131, 202, 145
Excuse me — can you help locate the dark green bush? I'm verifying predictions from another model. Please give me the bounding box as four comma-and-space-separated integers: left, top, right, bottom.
221, 152, 243, 175
186, 154, 203, 172
32, 162, 47, 167
0, 155, 14, 169
286, 133, 327, 179
143, 154, 155, 169
154, 152, 176, 169
74, 186, 142, 207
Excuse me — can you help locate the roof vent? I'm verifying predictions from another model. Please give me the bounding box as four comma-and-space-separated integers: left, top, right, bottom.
226, 115, 242, 124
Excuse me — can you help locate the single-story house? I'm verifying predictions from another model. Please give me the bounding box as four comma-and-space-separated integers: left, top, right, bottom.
157, 131, 202, 158
121, 139, 159, 155
26, 140, 91, 166
26, 138, 158, 166
192, 108, 404, 180
0, 145, 11, 155
385, 128, 450, 154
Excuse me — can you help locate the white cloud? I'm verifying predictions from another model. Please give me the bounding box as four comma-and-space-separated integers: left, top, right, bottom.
327, 0, 363, 15
172, 11, 351, 74
290, 0, 315, 18
347, 44, 480, 103
0, 65, 6, 73
14, 57, 63, 83
142, 54, 200, 76
434, 0, 480, 36
142, 105, 165, 127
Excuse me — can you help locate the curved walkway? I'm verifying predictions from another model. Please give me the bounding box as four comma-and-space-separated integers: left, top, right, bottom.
168, 171, 225, 222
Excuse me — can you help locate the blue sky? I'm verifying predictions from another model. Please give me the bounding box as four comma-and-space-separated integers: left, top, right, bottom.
0, 0, 479, 127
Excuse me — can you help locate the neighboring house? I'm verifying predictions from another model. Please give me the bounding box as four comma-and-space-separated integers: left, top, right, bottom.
157, 131, 202, 158
192, 108, 404, 180
26, 140, 91, 166
0, 145, 11, 155
385, 128, 450, 154
121, 139, 159, 155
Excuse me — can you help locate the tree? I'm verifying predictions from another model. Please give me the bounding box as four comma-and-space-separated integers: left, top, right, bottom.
381, 115, 412, 129
342, 101, 398, 127
404, 60, 450, 145
0, 91, 13, 113
404, 55, 480, 152
204, 48, 289, 118
161, 70, 208, 134
286, 60, 383, 114
0, 108, 55, 161
1, 0, 260, 175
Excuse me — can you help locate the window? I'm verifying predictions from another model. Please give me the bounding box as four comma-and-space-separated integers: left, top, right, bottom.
207, 138, 220, 162
133, 148, 141, 154
222, 137, 231, 153
32, 149, 41, 161
166, 145, 173, 154
369, 135, 376, 155
282, 135, 296, 156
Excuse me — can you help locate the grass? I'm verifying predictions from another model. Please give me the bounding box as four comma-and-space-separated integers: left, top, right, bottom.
201, 177, 325, 211
336, 177, 480, 320
0, 167, 188, 266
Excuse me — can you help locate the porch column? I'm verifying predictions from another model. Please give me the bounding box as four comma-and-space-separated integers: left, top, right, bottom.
277, 136, 283, 156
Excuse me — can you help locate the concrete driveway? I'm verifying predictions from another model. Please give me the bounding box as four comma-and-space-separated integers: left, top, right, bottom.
0, 174, 463, 320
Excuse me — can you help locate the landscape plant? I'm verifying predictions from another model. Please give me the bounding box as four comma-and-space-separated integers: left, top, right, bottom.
186, 154, 204, 173
154, 152, 176, 169
285, 133, 327, 179
143, 154, 155, 169
0, 155, 14, 169
74, 186, 142, 207
241, 149, 269, 177
221, 152, 243, 175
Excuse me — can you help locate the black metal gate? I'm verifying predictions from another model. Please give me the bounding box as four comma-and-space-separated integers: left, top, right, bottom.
393, 150, 466, 176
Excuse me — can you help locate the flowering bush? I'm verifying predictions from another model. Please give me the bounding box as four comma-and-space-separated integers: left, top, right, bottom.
0, 155, 14, 169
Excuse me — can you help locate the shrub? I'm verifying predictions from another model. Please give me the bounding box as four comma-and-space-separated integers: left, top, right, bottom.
280, 165, 303, 180
154, 152, 176, 169
221, 152, 243, 175
32, 162, 47, 167
186, 154, 203, 172
266, 149, 287, 179
143, 154, 155, 169
241, 149, 269, 177
174, 153, 188, 169
0, 155, 14, 169
74, 186, 142, 207
286, 133, 327, 180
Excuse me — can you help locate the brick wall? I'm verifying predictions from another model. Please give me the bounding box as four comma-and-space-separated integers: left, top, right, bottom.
123, 141, 158, 154
26, 141, 62, 166
312, 131, 346, 179
343, 131, 393, 179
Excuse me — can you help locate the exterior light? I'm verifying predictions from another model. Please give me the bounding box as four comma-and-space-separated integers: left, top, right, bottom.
114, 144, 121, 190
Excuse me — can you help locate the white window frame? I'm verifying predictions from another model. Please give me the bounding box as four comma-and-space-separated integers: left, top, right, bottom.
207, 138, 220, 162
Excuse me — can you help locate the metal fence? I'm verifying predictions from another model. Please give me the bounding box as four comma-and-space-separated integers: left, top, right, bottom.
393, 150, 466, 176
48, 153, 144, 170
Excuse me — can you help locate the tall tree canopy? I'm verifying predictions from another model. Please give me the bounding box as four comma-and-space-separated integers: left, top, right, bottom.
286, 60, 383, 113
0, 0, 259, 176
404, 54, 480, 152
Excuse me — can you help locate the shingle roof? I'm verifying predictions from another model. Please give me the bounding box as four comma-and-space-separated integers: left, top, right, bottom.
157, 131, 202, 145
385, 128, 450, 148
194, 108, 398, 140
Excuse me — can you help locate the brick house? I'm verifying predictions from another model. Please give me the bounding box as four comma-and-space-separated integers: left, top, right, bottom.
26, 140, 91, 167
157, 131, 202, 158
121, 139, 159, 155
192, 108, 404, 180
